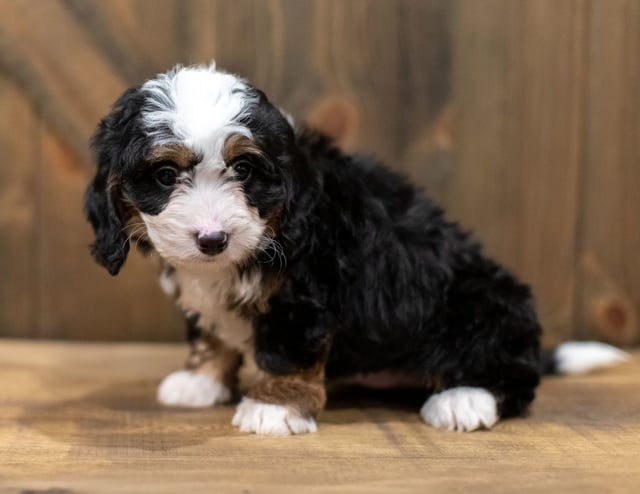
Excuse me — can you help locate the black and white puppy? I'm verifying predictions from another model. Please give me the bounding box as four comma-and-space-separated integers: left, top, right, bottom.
85, 63, 627, 435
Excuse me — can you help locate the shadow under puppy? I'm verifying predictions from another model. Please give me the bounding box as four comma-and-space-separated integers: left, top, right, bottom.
85, 63, 627, 435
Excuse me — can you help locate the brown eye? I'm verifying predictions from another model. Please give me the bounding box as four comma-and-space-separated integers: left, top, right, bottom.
233, 160, 252, 182
155, 165, 178, 187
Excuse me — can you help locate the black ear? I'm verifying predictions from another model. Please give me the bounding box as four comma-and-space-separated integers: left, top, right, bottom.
84, 87, 142, 276
84, 169, 129, 276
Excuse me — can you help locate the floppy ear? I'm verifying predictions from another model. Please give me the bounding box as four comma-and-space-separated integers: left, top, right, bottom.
84, 87, 141, 276
84, 168, 129, 276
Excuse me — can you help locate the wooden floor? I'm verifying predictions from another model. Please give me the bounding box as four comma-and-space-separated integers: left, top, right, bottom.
0, 341, 638, 493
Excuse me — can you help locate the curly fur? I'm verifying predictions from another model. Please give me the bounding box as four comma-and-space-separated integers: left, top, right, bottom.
84, 63, 625, 434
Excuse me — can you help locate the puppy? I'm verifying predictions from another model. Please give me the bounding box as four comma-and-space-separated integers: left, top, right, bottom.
85, 63, 628, 435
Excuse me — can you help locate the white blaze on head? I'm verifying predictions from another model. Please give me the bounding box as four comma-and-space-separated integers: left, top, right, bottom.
141, 62, 256, 160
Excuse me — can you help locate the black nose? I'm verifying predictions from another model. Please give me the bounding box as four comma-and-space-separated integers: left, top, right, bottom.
196, 231, 229, 255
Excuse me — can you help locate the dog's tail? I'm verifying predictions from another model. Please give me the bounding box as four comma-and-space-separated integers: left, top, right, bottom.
541, 341, 631, 375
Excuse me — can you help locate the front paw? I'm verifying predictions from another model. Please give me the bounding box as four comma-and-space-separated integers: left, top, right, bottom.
157, 370, 231, 407
232, 397, 317, 435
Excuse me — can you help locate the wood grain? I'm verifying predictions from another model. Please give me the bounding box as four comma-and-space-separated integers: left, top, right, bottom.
452, 0, 586, 343
60, 0, 184, 81
0, 0, 125, 164
0, 79, 39, 337
397, 0, 453, 205
0, 1, 639, 344
0, 341, 638, 493
312, 0, 400, 162
179, 0, 218, 64
577, 0, 640, 345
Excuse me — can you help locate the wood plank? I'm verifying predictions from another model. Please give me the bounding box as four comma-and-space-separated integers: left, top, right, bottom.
0, 79, 39, 337
311, 0, 400, 162
58, 0, 157, 82
576, 0, 640, 346
209, 0, 258, 79
62, 0, 190, 79
396, 0, 453, 203
35, 129, 184, 341
254, 0, 324, 115
179, 0, 218, 64
452, 0, 586, 343
0, 0, 187, 166
0, 340, 638, 492
0, 0, 126, 164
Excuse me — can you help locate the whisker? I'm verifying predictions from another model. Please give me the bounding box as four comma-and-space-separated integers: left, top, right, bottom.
256, 234, 287, 273
123, 224, 148, 249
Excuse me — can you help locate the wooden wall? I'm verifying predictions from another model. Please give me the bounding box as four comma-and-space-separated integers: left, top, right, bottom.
0, 0, 638, 345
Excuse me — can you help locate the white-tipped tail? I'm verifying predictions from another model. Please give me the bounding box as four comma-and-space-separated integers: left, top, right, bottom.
555, 341, 631, 375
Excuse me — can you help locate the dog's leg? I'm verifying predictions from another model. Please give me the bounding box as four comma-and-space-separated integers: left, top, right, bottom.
420, 272, 541, 432
231, 286, 333, 435
420, 356, 539, 433
420, 357, 540, 432
157, 326, 241, 407
232, 359, 326, 436
420, 355, 540, 433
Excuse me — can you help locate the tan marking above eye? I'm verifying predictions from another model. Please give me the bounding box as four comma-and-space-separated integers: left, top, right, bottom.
224, 134, 264, 164
147, 145, 199, 169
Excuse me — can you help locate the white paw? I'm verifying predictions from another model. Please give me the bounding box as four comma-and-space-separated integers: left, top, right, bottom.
231, 397, 317, 435
157, 370, 231, 407
420, 387, 498, 432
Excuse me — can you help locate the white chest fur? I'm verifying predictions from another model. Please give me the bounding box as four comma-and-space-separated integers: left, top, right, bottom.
169, 265, 261, 353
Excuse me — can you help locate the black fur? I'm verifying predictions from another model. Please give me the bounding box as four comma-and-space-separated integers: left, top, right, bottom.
85, 86, 148, 275
246, 129, 541, 418
86, 73, 543, 423
186, 313, 202, 343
